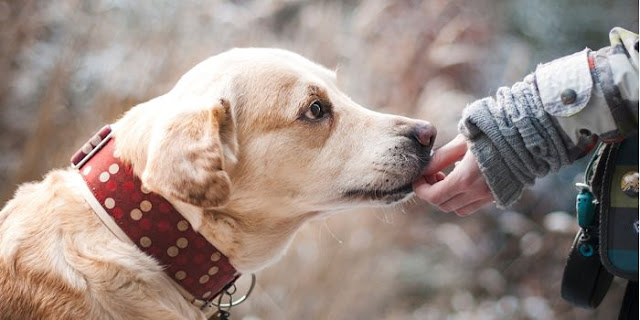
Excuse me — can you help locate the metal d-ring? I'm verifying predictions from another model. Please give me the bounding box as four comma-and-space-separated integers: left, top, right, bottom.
211, 274, 256, 308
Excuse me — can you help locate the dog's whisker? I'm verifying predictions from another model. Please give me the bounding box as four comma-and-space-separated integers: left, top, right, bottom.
323, 220, 343, 245
397, 202, 408, 214
377, 207, 394, 225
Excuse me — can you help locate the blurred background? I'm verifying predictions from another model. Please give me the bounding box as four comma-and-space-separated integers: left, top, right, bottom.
0, 0, 637, 319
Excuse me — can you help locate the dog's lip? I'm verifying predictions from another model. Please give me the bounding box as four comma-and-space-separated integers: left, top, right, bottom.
343, 182, 414, 200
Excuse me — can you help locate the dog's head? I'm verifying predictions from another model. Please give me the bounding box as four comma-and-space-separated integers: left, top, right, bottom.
123, 48, 435, 216
115, 48, 435, 270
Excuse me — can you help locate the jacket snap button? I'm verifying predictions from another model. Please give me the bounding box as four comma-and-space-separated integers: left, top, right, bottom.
561, 89, 577, 105
579, 128, 592, 136
620, 171, 639, 197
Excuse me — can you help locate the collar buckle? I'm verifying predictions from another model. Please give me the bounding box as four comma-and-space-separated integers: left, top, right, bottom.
206, 274, 256, 320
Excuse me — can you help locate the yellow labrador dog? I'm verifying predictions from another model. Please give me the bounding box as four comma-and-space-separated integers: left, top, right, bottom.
0, 48, 435, 319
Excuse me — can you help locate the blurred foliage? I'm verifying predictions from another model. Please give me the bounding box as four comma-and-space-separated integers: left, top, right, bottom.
0, 0, 637, 319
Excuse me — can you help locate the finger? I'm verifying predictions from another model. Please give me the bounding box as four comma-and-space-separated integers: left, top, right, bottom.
439, 190, 492, 213
413, 173, 464, 206
424, 134, 468, 175
424, 174, 437, 185
454, 198, 493, 216
413, 172, 439, 189
422, 172, 446, 184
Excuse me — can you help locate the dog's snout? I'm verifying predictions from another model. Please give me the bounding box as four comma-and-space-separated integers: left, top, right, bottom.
411, 121, 437, 149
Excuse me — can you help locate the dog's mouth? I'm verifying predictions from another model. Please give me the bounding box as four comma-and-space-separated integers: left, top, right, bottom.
342, 145, 432, 204
343, 182, 415, 204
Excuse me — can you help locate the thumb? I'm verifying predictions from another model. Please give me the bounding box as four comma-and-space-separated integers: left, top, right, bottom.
424, 134, 468, 175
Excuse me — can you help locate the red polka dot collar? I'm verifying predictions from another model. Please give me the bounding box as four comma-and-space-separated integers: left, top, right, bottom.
71, 125, 239, 308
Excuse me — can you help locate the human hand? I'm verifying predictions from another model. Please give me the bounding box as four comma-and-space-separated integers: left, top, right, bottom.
413, 134, 495, 216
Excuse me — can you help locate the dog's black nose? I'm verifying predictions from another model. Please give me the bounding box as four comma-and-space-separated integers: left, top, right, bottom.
412, 121, 437, 149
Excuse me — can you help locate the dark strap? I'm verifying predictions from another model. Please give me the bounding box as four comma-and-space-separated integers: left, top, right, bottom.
561, 228, 613, 308
618, 281, 638, 320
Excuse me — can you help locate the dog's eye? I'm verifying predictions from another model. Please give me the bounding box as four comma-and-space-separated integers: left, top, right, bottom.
302, 101, 329, 121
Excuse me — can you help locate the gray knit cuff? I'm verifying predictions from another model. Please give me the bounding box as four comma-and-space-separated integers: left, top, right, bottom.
466, 131, 525, 207
459, 81, 572, 207
460, 99, 526, 207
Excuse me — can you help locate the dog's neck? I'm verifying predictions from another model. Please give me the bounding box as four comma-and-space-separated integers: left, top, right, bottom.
131, 192, 316, 273
112, 104, 317, 274
74, 129, 243, 303
202, 205, 320, 273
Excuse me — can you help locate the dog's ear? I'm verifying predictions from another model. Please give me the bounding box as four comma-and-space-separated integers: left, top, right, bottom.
141, 99, 237, 208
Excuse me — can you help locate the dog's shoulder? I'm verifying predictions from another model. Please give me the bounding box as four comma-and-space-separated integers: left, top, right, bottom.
0, 260, 91, 319
0, 169, 204, 319
0, 169, 93, 319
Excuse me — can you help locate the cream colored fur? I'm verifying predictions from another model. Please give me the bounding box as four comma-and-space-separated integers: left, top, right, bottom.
0, 48, 433, 319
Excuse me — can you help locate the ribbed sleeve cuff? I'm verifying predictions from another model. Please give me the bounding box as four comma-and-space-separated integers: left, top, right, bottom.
458, 79, 572, 208
467, 134, 524, 207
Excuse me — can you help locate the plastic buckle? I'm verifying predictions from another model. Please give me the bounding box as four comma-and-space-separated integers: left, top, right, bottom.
575, 183, 597, 229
